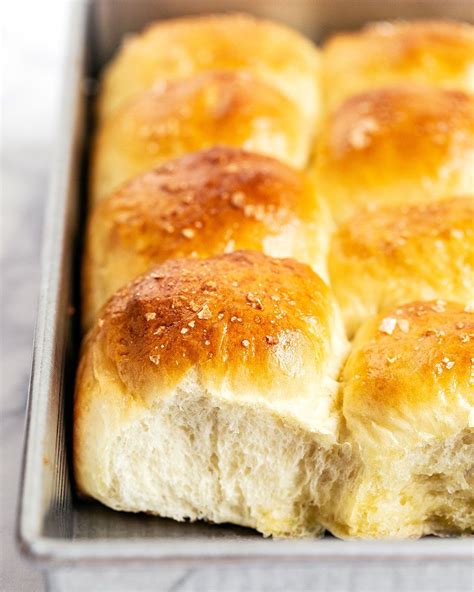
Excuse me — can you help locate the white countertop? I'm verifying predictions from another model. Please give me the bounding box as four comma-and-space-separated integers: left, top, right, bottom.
2, 2, 67, 590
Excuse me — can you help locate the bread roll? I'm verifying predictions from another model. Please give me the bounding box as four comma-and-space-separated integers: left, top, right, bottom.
329, 196, 474, 336
98, 13, 321, 124
91, 71, 312, 203
322, 20, 474, 110
337, 300, 474, 538
314, 86, 474, 223
83, 147, 331, 329
74, 251, 349, 537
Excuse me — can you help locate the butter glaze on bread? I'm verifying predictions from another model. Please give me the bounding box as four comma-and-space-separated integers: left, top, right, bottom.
315, 85, 474, 223
98, 13, 321, 123
337, 301, 474, 538
322, 20, 474, 110
74, 251, 350, 537
91, 71, 312, 203
329, 196, 474, 336
79, 14, 474, 539
83, 147, 331, 329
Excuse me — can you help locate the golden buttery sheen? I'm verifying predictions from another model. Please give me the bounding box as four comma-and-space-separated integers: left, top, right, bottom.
83, 147, 331, 329
322, 19, 474, 110
329, 196, 474, 336
74, 251, 350, 537
339, 301, 474, 538
77, 14, 474, 539
314, 85, 474, 223
91, 71, 313, 203
98, 13, 321, 124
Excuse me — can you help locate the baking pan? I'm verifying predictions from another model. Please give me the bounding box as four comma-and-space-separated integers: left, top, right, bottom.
17, 1, 474, 591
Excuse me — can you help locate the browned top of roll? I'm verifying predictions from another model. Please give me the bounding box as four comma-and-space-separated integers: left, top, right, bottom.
83, 147, 330, 329
98, 13, 321, 122
343, 300, 474, 444
328, 196, 474, 335
83, 251, 344, 399
93, 147, 325, 260
324, 86, 473, 160
91, 71, 311, 203
315, 85, 474, 222
322, 19, 474, 109
333, 196, 474, 264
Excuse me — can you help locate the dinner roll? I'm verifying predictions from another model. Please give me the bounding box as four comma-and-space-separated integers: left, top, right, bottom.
83, 147, 331, 330
91, 71, 312, 203
337, 301, 474, 538
329, 196, 474, 336
74, 251, 350, 537
322, 20, 474, 110
98, 13, 321, 124
315, 86, 474, 223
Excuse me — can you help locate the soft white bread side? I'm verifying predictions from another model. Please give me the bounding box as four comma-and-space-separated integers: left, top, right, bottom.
91, 71, 312, 203
322, 19, 474, 111
329, 196, 474, 337
336, 301, 474, 538
74, 251, 350, 537
314, 85, 474, 223
98, 13, 321, 124
83, 147, 332, 330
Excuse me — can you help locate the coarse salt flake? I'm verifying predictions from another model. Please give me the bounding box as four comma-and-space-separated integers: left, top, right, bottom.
197, 304, 212, 320
397, 319, 410, 333
379, 317, 397, 335
182, 228, 195, 239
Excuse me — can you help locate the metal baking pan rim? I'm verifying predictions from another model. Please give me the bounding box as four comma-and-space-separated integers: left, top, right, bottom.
19, 534, 474, 567
16, 0, 87, 559
16, 0, 474, 571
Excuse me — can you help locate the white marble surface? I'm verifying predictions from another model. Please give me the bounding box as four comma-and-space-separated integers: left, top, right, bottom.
1, 1, 68, 590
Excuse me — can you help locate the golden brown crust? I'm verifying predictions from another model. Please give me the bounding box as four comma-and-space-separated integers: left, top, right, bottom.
339, 299, 474, 538
329, 196, 474, 335
322, 19, 474, 110
92, 147, 325, 259
343, 300, 474, 438
98, 13, 321, 122
333, 196, 474, 258
85, 251, 341, 400
315, 86, 474, 222
91, 71, 312, 203
83, 147, 330, 329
